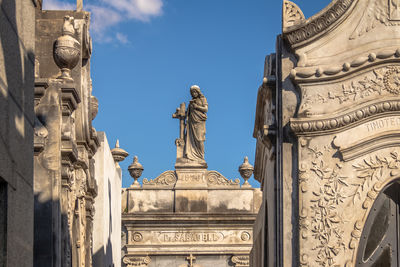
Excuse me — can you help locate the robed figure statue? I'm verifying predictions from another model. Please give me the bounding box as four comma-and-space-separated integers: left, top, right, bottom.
184, 85, 208, 162
173, 85, 208, 166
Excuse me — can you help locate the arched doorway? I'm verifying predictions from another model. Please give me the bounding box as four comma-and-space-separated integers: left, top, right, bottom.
356, 182, 400, 266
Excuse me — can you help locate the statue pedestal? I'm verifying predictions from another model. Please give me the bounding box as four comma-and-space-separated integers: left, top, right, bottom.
174, 164, 208, 189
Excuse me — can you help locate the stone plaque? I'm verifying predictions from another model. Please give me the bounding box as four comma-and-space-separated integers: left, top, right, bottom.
158, 231, 224, 244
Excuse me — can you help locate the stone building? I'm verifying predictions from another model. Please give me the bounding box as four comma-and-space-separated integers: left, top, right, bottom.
122, 87, 262, 267
0, 0, 37, 266
251, 0, 400, 266
93, 135, 128, 267
1, 1, 126, 266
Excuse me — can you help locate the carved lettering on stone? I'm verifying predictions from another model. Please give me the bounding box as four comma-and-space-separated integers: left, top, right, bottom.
158, 231, 223, 243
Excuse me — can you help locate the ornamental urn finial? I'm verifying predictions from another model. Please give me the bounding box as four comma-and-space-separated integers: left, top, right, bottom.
111, 139, 129, 165
128, 156, 144, 187
53, 16, 81, 81
238, 156, 254, 188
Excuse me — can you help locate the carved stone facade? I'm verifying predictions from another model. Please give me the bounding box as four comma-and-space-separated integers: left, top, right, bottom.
252, 1, 400, 266
122, 92, 261, 267
33, 9, 102, 267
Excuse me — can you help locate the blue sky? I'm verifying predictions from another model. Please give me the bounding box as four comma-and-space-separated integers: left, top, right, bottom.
44, 0, 332, 188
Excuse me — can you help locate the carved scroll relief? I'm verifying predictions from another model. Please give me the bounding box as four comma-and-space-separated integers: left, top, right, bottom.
298, 134, 400, 267
297, 66, 400, 117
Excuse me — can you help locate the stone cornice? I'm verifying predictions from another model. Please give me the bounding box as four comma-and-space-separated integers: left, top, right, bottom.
291, 47, 400, 82
283, 0, 356, 48
291, 98, 400, 135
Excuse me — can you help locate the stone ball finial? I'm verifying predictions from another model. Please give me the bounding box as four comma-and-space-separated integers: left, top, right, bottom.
238, 156, 254, 188
53, 16, 81, 81
128, 156, 144, 187
111, 139, 129, 164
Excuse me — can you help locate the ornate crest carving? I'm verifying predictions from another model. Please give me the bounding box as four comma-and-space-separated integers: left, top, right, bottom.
350, 0, 400, 40
206, 171, 240, 187
282, 0, 305, 28
142, 171, 177, 187
283, 0, 354, 47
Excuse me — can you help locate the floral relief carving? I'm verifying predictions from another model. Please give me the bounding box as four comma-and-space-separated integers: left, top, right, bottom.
300, 138, 351, 267
301, 67, 399, 112
352, 151, 400, 203
300, 146, 400, 266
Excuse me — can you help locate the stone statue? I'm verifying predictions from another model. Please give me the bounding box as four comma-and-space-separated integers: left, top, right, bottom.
185, 85, 208, 162
173, 85, 208, 166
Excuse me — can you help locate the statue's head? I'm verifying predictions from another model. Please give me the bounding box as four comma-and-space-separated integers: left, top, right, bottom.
190, 85, 202, 98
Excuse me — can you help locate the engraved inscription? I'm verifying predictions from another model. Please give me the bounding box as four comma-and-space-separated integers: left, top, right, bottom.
181, 173, 202, 182
158, 231, 223, 243
334, 116, 400, 149
365, 117, 400, 132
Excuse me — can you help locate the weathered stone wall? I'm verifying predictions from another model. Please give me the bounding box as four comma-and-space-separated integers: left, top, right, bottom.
122, 169, 261, 267
0, 0, 36, 266
252, 0, 400, 266
93, 132, 122, 267
34, 9, 99, 267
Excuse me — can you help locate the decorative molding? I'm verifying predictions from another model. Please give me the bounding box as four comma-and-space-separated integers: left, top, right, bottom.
282, 0, 305, 28
283, 0, 355, 48
335, 130, 400, 161
291, 99, 400, 135
290, 48, 400, 81
206, 171, 240, 187
143, 170, 177, 187
123, 256, 151, 267
299, 67, 400, 117
231, 255, 250, 267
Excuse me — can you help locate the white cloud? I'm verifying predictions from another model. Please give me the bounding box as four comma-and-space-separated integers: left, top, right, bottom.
42, 0, 75, 10
42, 0, 164, 43
115, 32, 129, 44
105, 0, 163, 21
86, 4, 122, 39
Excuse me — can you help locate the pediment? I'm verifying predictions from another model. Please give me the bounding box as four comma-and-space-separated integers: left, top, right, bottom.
284, 0, 400, 77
